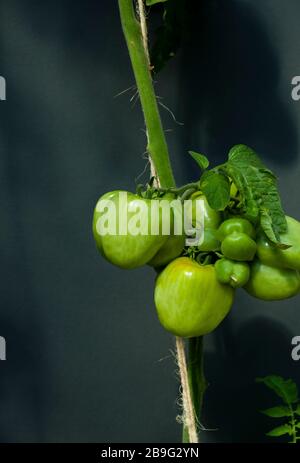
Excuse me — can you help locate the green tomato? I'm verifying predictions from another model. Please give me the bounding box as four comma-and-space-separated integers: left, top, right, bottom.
217, 217, 256, 241
148, 194, 185, 267
244, 260, 300, 301
187, 192, 221, 251
215, 258, 250, 288
257, 216, 300, 271
221, 232, 257, 261
190, 192, 221, 230
93, 190, 180, 269
198, 228, 221, 252
154, 257, 235, 337
148, 233, 185, 268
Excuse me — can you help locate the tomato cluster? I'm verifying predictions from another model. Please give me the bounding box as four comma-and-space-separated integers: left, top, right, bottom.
93, 189, 300, 338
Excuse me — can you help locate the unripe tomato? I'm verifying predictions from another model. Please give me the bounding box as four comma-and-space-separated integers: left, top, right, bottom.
215, 258, 250, 288
257, 216, 300, 271
148, 233, 185, 267
190, 192, 222, 230
93, 191, 181, 269
221, 232, 257, 261
187, 193, 221, 251
154, 257, 235, 337
217, 217, 256, 241
245, 260, 300, 301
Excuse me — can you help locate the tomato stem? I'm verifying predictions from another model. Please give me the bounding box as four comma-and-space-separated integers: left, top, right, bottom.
118, 0, 206, 444
118, 0, 176, 189
183, 337, 207, 441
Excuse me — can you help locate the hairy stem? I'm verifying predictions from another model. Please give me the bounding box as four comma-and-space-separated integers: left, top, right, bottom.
118, 0, 175, 188
118, 0, 205, 444
183, 337, 207, 442
176, 337, 198, 443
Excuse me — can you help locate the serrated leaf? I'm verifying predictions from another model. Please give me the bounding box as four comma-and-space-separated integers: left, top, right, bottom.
266, 424, 292, 437
200, 171, 230, 211
189, 151, 209, 170
146, 0, 168, 5
260, 210, 291, 249
261, 405, 292, 418
224, 145, 287, 246
256, 376, 298, 404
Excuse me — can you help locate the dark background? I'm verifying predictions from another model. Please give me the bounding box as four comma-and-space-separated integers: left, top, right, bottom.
0, 0, 300, 443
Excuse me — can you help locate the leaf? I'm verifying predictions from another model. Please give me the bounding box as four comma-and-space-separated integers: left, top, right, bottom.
294, 403, 300, 416
150, 0, 187, 73
256, 376, 298, 405
266, 424, 292, 437
200, 171, 231, 211
261, 405, 292, 418
189, 151, 209, 170
260, 210, 291, 249
146, 0, 168, 5
224, 145, 287, 246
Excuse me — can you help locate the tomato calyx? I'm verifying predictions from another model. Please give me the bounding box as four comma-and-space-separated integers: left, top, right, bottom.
136, 178, 201, 201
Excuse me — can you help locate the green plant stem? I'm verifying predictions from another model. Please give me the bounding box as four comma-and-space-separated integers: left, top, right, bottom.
118, 0, 175, 189
183, 337, 207, 442
118, 0, 206, 443
289, 405, 297, 443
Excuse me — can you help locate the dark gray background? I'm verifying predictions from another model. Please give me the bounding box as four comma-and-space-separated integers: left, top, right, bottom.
0, 0, 300, 443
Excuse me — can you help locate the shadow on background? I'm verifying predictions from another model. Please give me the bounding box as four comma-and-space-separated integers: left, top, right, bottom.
178, 0, 298, 171
202, 316, 300, 443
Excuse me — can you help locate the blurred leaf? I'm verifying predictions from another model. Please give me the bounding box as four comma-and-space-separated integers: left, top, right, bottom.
294, 404, 300, 416
256, 376, 298, 404
266, 424, 292, 437
189, 151, 209, 170
150, 0, 188, 73
261, 405, 291, 418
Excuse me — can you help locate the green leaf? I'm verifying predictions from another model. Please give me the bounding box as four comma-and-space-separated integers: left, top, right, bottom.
224, 144, 287, 246
266, 424, 292, 437
294, 403, 300, 416
256, 376, 299, 405
189, 151, 209, 170
260, 210, 291, 249
146, 0, 168, 5
200, 171, 231, 211
261, 405, 292, 418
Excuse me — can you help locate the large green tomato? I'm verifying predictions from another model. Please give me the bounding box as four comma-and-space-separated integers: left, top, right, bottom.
256, 216, 300, 271
244, 260, 300, 301
154, 257, 235, 337
93, 191, 182, 269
